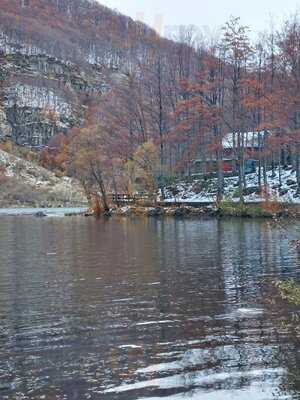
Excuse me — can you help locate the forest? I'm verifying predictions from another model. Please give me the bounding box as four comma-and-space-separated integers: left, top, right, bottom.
1, 0, 300, 210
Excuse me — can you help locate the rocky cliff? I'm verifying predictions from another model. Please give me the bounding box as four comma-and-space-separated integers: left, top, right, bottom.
0, 0, 163, 147
0, 48, 108, 145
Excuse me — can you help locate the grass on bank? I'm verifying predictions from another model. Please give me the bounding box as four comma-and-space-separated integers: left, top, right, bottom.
275, 280, 300, 306
217, 200, 284, 218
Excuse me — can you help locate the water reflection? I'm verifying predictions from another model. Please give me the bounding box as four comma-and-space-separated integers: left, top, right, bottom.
0, 216, 299, 399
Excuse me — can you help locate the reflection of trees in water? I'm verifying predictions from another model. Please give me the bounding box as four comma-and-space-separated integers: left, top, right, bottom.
115, 219, 288, 396
220, 219, 296, 305
2, 217, 300, 399
278, 349, 300, 397
264, 302, 300, 397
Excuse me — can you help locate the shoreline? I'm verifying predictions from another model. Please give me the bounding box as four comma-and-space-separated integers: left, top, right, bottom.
1, 200, 300, 219
108, 200, 300, 219
110, 204, 276, 219
0, 207, 88, 217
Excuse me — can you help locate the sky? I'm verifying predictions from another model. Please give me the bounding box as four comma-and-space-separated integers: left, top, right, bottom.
99, 0, 300, 39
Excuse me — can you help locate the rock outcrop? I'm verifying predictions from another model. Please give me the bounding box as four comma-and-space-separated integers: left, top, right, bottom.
0, 106, 12, 140
0, 0, 164, 147
0, 50, 107, 145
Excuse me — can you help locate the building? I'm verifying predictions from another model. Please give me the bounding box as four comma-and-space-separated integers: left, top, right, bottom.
193, 131, 268, 176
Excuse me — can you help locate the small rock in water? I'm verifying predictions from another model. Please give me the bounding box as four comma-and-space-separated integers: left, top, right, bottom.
147, 207, 164, 217
35, 211, 47, 218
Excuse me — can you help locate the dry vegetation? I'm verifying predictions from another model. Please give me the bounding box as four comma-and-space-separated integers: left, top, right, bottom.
0, 148, 87, 208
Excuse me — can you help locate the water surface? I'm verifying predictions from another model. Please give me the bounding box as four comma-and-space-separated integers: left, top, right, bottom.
0, 207, 87, 216
0, 216, 300, 399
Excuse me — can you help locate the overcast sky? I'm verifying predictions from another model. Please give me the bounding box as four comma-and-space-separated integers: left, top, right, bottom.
99, 0, 300, 38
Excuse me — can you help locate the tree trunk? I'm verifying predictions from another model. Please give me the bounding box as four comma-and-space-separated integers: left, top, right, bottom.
257, 133, 262, 189
263, 159, 268, 188
98, 180, 110, 213
112, 174, 120, 208
278, 151, 282, 187
216, 149, 224, 203
296, 145, 300, 194
271, 152, 276, 178
91, 167, 110, 214
237, 133, 244, 203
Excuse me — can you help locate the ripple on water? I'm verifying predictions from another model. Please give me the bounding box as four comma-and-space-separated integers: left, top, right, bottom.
0, 217, 299, 399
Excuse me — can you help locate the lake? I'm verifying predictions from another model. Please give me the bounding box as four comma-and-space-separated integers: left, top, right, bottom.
0, 215, 300, 399
0, 207, 88, 216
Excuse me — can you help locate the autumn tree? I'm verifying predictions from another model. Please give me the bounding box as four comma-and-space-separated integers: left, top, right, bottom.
40, 133, 69, 172
221, 17, 253, 201
68, 124, 113, 214
126, 140, 160, 203
172, 41, 227, 201
276, 17, 300, 193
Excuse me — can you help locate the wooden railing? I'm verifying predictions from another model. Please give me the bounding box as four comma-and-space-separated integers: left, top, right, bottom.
110, 194, 134, 204
110, 194, 151, 205
109, 194, 217, 207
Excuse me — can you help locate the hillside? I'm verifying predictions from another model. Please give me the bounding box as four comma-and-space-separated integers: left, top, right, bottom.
0, 0, 199, 146
164, 167, 300, 204
0, 149, 87, 207
2, 1, 300, 210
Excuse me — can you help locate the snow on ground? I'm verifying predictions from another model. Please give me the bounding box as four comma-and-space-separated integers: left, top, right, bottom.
164, 166, 300, 204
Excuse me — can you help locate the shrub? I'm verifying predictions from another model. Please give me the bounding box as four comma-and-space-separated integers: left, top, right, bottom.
275, 280, 300, 306
262, 201, 284, 216
0, 141, 13, 153
218, 201, 274, 218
